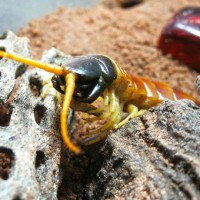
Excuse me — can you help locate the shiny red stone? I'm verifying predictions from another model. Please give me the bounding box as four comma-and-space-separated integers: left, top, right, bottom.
158, 7, 200, 70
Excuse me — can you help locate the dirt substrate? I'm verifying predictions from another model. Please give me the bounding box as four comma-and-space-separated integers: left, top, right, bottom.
19, 0, 200, 98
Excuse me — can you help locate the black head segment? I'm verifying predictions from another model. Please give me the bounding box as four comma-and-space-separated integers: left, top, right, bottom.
51, 55, 117, 103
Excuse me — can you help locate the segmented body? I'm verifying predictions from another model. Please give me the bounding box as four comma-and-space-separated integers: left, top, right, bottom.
111, 59, 199, 109
0, 50, 199, 153
81, 58, 200, 145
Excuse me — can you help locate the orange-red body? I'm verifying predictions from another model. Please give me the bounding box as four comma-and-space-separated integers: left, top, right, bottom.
110, 60, 200, 112
128, 74, 200, 108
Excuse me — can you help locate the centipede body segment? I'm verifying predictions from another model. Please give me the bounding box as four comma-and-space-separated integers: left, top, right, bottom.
0, 50, 199, 154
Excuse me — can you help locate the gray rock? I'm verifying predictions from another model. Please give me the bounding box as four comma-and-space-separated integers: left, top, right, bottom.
60, 100, 200, 200
0, 31, 73, 200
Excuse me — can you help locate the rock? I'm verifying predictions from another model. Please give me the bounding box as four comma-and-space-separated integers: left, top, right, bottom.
116, 0, 144, 7
0, 31, 74, 200
59, 100, 200, 199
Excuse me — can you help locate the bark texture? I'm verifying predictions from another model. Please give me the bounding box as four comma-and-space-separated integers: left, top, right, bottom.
59, 100, 200, 200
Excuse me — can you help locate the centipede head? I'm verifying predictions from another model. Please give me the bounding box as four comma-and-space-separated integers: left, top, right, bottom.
0, 50, 120, 154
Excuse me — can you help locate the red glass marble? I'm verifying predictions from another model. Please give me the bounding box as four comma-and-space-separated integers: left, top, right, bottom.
158, 7, 200, 70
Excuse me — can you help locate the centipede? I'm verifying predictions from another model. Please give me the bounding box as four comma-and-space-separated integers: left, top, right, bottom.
0, 50, 199, 154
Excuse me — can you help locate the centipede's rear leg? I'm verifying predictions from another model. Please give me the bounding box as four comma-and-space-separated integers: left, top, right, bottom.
115, 104, 146, 129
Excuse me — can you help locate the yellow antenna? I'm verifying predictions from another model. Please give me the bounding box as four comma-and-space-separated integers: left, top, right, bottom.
0, 50, 69, 75
60, 73, 80, 154
0, 50, 80, 153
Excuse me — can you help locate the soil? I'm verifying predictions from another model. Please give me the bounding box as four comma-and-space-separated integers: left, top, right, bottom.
19, 0, 200, 98
0, 149, 14, 180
